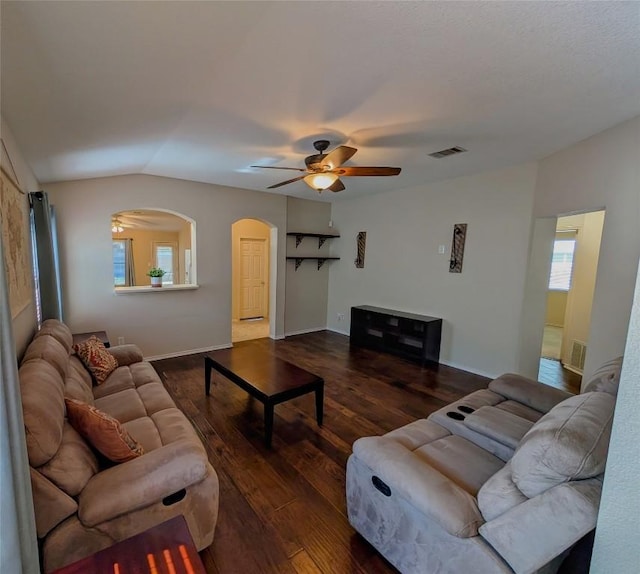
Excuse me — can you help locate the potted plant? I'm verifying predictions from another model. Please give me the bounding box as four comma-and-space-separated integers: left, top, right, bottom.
147, 267, 166, 288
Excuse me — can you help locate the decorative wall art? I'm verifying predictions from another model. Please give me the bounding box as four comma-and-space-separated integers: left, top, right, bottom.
449, 223, 467, 273
0, 167, 32, 317
355, 231, 366, 268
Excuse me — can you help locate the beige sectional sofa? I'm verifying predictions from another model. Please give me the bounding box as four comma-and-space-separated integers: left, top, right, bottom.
19, 319, 219, 572
347, 359, 622, 574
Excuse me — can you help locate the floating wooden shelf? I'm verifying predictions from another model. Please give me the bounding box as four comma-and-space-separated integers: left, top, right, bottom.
287, 232, 340, 249
286, 256, 340, 271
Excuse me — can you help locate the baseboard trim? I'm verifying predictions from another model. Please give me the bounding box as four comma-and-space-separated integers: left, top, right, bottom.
146, 343, 232, 362
327, 327, 350, 336
438, 359, 497, 380
284, 327, 327, 337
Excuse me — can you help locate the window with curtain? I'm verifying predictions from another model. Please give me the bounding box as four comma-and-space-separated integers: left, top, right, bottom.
113, 239, 135, 286
549, 238, 576, 291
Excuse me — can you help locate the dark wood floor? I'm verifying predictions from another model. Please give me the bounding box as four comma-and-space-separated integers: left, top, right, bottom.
538, 358, 582, 394
152, 331, 490, 574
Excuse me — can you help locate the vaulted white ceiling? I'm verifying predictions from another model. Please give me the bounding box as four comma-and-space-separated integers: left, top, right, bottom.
2, 1, 639, 201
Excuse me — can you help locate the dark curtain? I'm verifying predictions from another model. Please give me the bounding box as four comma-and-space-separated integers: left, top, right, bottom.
29, 192, 62, 321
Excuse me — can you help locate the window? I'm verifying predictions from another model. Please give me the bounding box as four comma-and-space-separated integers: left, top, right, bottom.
113, 240, 126, 286
154, 242, 177, 285
549, 238, 576, 291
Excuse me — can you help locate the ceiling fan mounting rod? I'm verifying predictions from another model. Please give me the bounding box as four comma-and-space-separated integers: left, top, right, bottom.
313, 140, 330, 153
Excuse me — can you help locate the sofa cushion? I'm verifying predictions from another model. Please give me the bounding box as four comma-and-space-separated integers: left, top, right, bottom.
415, 435, 504, 496
384, 418, 450, 450
92, 366, 136, 399
33, 319, 73, 353
122, 417, 164, 452
65, 399, 145, 463
19, 358, 66, 466
37, 422, 99, 496
30, 468, 78, 538
94, 388, 147, 423
65, 356, 95, 404
489, 373, 572, 414
477, 461, 527, 521
22, 335, 70, 379
511, 392, 615, 498
73, 336, 118, 383
582, 356, 623, 396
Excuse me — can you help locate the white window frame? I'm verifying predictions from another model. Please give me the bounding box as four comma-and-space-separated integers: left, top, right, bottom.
548, 235, 577, 291
153, 241, 178, 285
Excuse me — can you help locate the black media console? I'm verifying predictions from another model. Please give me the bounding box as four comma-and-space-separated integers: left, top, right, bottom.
350, 305, 442, 365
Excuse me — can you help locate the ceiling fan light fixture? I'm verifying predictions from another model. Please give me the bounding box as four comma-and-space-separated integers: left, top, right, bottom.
111, 218, 124, 233
305, 172, 338, 191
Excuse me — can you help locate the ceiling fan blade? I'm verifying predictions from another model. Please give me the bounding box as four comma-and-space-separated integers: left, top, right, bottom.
335, 166, 401, 177
320, 146, 357, 170
251, 165, 307, 172
267, 175, 307, 189
328, 179, 345, 192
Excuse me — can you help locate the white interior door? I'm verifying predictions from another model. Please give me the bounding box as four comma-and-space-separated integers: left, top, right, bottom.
239, 238, 267, 319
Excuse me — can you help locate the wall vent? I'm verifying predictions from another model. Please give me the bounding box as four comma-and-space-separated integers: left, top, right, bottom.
428, 146, 467, 159
569, 340, 587, 373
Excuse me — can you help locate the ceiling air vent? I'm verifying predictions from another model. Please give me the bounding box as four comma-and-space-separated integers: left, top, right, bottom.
428, 146, 467, 159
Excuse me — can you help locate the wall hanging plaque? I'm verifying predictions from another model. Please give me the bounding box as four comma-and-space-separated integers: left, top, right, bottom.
355, 231, 366, 268
449, 223, 467, 273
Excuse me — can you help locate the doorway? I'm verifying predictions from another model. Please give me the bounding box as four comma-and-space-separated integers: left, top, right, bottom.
232, 219, 272, 342
538, 210, 605, 392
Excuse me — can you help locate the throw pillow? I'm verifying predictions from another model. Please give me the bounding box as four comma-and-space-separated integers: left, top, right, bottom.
65, 398, 144, 463
73, 336, 118, 384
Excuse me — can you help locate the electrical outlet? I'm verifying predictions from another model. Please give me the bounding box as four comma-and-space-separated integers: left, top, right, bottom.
117, 336, 125, 345
438, 245, 446, 254
337, 313, 345, 321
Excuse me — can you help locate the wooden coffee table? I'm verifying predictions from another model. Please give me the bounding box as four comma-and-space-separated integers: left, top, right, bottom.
205, 347, 324, 447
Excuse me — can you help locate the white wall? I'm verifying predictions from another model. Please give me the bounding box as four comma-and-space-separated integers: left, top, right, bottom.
1, 116, 39, 357
517, 216, 556, 377
44, 174, 300, 358
530, 116, 640, 381
327, 163, 538, 378
590, 262, 640, 574
285, 197, 333, 335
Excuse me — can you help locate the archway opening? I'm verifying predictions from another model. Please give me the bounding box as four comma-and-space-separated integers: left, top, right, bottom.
231, 218, 276, 342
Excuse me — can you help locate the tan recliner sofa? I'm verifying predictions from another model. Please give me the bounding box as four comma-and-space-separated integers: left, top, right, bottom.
19, 319, 219, 572
347, 359, 622, 574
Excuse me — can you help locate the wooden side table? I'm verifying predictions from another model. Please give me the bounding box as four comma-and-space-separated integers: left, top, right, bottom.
51, 515, 206, 573
72, 330, 110, 348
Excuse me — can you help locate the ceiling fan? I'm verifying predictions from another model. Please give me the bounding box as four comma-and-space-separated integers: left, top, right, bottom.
251, 140, 401, 193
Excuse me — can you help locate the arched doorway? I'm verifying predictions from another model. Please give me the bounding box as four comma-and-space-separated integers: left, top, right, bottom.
231, 218, 276, 342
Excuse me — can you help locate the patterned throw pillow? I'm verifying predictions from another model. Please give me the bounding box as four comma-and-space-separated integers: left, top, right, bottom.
65, 398, 144, 463
73, 336, 118, 383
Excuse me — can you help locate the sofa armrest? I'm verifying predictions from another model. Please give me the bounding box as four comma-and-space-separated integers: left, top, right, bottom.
78, 440, 207, 527
489, 374, 573, 414
352, 436, 484, 538
479, 478, 602, 574
107, 344, 143, 366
